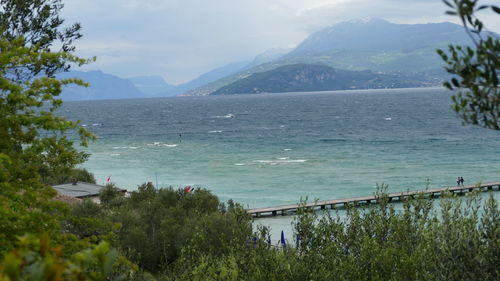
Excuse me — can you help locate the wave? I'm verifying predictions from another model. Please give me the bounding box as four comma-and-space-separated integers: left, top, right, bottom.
163, 144, 178, 147
253, 159, 307, 165
426, 138, 447, 141
320, 138, 347, 142
211, 113, 235, 119
145, 142, 178, 147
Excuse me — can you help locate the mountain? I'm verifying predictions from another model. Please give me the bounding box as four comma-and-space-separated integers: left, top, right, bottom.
127, 75, 173, 96
242, 48, 291, 69
287, 18, 468, 56
211, 63, 435, 95
58, 70, 145, 101
185, 19, 477, 96
284, 18, 472, 73
162, 61, 250, 96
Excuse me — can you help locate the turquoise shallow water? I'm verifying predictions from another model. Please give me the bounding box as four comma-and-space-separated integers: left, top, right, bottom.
61, 87, 500, 211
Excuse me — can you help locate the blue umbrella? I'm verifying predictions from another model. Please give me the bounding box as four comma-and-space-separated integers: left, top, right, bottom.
280, 230, 286, 248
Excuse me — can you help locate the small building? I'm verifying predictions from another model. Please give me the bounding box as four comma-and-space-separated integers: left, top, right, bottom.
52, 181, 127, 204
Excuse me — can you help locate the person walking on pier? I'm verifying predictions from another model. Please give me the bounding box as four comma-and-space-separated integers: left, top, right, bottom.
457, 177, 461, 186
460, 177, 464, 186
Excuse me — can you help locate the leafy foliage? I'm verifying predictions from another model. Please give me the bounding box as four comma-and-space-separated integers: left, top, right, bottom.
0, 0, 83, 79
0, 35, 93, 254
438, 0, 500, 129
0, 235, 133, 281
170, 190, 499, 281
67, 184, 254, 273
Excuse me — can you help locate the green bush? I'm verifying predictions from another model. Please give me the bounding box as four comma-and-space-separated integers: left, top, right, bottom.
0, 235, 133, 281
170, 190, 499, 281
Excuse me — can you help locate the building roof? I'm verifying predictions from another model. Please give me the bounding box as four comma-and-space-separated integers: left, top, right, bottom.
52, 182, 107, 198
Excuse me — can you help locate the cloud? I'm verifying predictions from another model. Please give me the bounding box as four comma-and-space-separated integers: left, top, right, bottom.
61, 0, 499, 84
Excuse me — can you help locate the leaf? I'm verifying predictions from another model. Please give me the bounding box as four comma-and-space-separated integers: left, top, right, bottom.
492, 6, 500, 14
443, 0, 454, 8
476, 5, 489, 11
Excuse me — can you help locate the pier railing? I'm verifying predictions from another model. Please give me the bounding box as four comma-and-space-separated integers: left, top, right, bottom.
247, 182, 500, 218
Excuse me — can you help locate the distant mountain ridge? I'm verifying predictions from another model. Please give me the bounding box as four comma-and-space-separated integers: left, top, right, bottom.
185, 18, 481, 96
212, 63, 436, 95
128, 75, 173, 96
287, 18, 467, 56
161, 61, 250, 96
162, 48, 292, 96
58, 70, 145, 101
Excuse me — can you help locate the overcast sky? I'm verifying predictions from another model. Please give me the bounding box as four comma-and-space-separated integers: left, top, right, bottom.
62, 0, 500, 84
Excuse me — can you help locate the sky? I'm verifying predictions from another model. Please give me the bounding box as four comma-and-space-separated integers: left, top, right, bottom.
62, 0, 500, 85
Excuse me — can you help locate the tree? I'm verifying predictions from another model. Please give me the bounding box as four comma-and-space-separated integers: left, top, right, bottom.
0, 0, 83, 79
437, 0, 500, 130
0, 0, 94, 254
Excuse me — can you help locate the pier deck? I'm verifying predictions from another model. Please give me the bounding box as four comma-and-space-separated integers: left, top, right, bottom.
247, 182, 500, 218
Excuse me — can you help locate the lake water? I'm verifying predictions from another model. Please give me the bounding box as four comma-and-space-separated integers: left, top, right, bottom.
61, 88, 500, 238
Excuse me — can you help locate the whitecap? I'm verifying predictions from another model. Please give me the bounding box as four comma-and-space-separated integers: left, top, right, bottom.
384, 117, 392, 121
81, 124, 87, 127
234, 163, 245, 166
277, 157, 289, 160
209, 130, 223, 133
224, 113, 235, 118
253, 159, 307, 165
281, 159, 307, 163
163, 144, 178, 147
279, 125, 285, 128
282, 148, 292, 151
129, 146, 139, 149
92, 123, 101, 126
253, 160, 273, 163
110, 153, 120, 156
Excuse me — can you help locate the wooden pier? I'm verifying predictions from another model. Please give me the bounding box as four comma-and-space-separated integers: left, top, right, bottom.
247, 182, 500, 218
